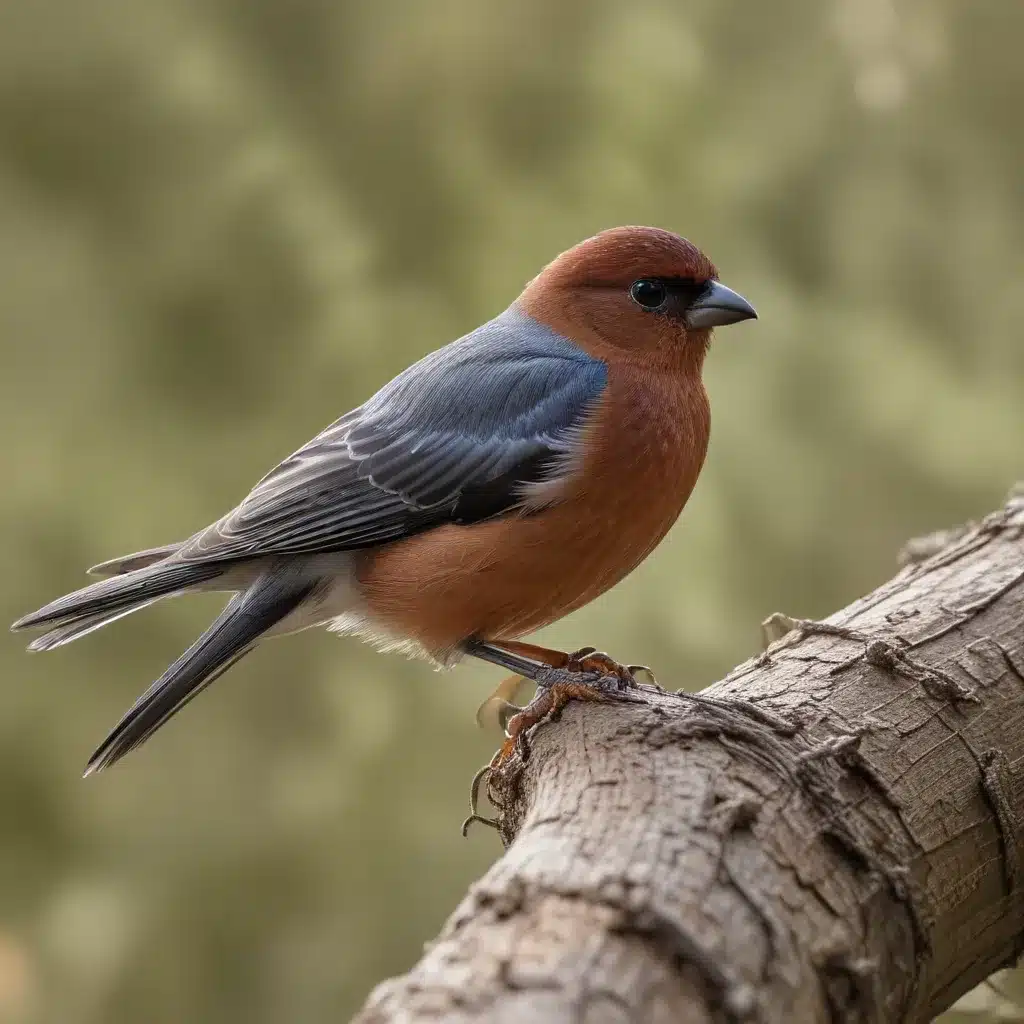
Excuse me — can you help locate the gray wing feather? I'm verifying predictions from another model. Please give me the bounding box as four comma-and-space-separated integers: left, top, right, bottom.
177, 307, 607, 563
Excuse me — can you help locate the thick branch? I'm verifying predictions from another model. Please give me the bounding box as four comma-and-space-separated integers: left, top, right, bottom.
355, 490, 1024, 1023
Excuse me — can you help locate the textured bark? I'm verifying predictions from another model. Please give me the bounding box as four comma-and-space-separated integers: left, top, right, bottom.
354, 490, 1024, 1023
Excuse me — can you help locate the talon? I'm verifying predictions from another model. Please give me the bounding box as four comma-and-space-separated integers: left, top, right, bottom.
461, 813, 500, 837
568, 649, 614, 671
475, 674, 532, 732
462, 760, 505, 837
478, 697, 528, 735
468, 763, 493, 817
568, 650, 641, 688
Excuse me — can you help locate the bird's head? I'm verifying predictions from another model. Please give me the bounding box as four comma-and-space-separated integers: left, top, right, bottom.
519, 226, 756, 370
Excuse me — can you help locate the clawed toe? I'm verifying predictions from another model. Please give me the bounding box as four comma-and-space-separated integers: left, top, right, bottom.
496, 674, 640, 760
461, 761, 506, 837
566, 649, 646, 689
475, 674, 533, 733
476, 696, 528, 735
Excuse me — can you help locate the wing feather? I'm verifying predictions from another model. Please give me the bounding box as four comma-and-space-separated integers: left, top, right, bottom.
176, 307, 606, 563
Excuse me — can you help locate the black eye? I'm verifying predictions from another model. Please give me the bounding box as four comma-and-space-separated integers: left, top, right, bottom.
629, 279, 668, 311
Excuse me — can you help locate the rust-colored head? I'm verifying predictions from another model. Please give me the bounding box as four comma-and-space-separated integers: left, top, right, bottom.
519, 226, 755, 369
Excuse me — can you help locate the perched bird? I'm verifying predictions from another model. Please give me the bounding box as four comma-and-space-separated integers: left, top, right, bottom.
12, 226, 755, 775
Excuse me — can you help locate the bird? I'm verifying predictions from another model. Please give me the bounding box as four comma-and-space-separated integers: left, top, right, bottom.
11, 226, 756, 776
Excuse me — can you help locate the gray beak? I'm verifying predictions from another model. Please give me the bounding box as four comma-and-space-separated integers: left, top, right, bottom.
684, 280, 757, 330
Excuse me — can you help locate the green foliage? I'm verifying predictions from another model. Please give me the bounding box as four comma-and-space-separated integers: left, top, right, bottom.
0, 0, 1021, 1019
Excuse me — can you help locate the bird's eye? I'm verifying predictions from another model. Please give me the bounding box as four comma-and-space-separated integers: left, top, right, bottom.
629, 279, 668, 311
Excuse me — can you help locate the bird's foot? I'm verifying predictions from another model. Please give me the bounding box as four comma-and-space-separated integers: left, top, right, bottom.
473, 650, 655, 737
463, 637, 654, 781
563, 647, 658, 689
491, 660, 647, 769
462, 644, 654, 835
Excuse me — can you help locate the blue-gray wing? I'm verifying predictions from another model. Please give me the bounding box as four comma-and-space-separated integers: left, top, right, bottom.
178, 307, 607, 561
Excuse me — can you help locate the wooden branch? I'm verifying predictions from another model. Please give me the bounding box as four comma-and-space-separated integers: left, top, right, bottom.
354, 488, 1024, 1023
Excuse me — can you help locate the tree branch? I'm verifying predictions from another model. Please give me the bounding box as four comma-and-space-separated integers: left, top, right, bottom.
354, 488, 1024, 1023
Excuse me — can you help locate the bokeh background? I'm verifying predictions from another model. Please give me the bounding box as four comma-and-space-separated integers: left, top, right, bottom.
0, 0, 1022, 1020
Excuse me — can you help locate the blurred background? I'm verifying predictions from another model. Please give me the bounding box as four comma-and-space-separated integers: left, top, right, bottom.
0, 0, 1022, 1020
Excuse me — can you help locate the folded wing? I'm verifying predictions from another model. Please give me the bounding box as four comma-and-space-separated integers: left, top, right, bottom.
179, 308, 608, 563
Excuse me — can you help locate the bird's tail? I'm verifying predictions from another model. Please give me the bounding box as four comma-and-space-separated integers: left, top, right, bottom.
84, 571, 313, 775
87, 543, 184, 578
11, 560, 224, 651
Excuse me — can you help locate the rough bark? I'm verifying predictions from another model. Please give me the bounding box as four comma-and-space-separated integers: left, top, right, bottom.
354, 489, 1024, 1024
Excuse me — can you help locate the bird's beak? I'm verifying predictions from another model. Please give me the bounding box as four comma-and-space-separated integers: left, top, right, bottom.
684, 281, 757, 330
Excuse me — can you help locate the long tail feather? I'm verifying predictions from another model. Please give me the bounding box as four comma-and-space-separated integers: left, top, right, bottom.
28, 599, 165, 652
83, 572, 312, 775
87, 544, 184, 578
11, 561, 222, 635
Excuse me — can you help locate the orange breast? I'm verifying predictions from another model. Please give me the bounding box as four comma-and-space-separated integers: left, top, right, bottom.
355, 364, 710, 660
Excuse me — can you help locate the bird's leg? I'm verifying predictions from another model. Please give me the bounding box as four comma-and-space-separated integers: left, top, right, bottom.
475, 638, 658, 688
474, 652, 659, 735
462, 637, 563, 678
473, 638, 651, 685
471, 643, 591, 734
463, 638, 650, 767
